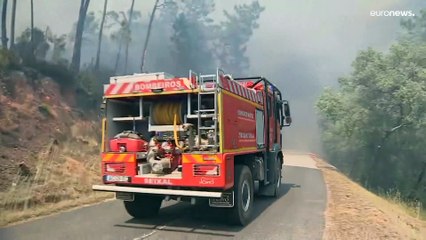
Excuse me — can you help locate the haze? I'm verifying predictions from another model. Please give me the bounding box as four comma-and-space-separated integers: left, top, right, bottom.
5, 0, 426, 153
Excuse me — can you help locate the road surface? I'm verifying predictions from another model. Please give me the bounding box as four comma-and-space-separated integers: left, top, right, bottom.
0, 153, 326, 240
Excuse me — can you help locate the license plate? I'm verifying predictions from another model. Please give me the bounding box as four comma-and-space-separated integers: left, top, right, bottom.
105, 175, 130, 182
209, 192, 234, 208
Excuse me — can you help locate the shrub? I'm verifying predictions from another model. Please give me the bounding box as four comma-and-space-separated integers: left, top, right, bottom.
31, 61, 75, 88
0, 49, 20, 71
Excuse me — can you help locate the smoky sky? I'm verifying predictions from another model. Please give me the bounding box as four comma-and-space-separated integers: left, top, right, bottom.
4, 0, 426, 153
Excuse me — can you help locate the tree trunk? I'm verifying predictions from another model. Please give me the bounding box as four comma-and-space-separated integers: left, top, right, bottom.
114, 41, 122, 74
71, 0, 91, 73
30, 0, 34, 54
408, 161, 426, 200
10, 0, 16, 50
124, 0, 135, 73
140, 0, 159, 73
1, 0, 8, 49
95, 0, 108, 71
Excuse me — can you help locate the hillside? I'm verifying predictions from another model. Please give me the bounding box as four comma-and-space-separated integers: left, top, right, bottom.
0, 70, 110, 226
312, 155, 426, 240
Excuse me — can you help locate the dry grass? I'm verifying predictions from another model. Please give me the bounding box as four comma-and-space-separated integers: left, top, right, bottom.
0, 121, 110, 227
0, 74, 112, 227
0, 192, 113, 227
380, 190, 426, 221
312, 156, 426, 240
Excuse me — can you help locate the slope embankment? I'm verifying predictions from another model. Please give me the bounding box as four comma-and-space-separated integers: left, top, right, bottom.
0, 71, 112, 226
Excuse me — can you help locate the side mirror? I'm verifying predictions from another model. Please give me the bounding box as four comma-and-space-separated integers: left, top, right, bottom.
282, 100, 291, 127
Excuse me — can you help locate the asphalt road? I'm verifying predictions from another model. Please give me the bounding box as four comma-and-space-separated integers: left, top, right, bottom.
0, 154, 326, 240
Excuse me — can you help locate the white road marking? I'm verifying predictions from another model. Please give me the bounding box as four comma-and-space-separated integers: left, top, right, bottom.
133, 225, 167, 240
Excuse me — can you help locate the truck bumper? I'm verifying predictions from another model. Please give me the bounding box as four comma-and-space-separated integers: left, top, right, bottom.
92, 184, 223, 198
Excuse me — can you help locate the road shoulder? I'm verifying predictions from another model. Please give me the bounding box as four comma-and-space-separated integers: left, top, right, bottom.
311, 154, 426, 240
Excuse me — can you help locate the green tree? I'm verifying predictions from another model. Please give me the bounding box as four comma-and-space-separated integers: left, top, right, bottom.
317, 14, 426, 205
45, 27, 68, 65
214, 1, 264, 75
107, 9, 141, 74
15, 27, 50, 62
170, 0, 215, 75
400, 9, 426, 43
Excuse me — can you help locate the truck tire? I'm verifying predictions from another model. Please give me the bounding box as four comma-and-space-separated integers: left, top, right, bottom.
124, 194, 163, 218
228, 165, 254, 226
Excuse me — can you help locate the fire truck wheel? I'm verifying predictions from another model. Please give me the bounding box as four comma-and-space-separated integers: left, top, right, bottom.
124, 194, 163, 218
228, 165, 254, 226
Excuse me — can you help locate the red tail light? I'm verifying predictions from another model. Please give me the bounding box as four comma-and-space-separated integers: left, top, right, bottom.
105, 163, 126, 173
193, 164, 220, 176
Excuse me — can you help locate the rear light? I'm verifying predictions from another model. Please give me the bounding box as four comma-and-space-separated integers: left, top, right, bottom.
193, 164, 220, 176
105, 163, 126, 173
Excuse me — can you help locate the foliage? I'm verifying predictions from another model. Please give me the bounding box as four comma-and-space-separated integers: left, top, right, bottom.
400, 9, 426, 43
75, 68, 113, 111
106, 9, 141, 73
15, 28, 50, 63
45, 27, 68, 65
170, 0, 215, 75
22, 61, 74, 92
38, 104, 54, 119
214, 1, 264, 75
168, 0, 264, 76
317, 14, 426, 206
0, 49, 19, 71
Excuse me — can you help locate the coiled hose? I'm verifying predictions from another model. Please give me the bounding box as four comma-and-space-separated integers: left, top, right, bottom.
151, 102, 183, 125
151, 102, 185, 150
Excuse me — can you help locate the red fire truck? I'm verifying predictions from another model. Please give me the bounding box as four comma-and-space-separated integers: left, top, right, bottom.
92, 69, 291, 225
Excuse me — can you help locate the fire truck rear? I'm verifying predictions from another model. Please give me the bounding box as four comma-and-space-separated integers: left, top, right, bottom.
92, 69, 292, 225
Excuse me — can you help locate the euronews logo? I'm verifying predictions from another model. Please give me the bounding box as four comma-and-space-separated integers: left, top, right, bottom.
370, 10, 415, 17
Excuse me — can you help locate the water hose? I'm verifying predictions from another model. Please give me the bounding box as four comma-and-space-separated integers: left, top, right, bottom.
152, 102, 183, 125
173, 113, 186, 150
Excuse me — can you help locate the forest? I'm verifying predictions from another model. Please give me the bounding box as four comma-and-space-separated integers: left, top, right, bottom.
0, 0, 264, 109
317, 10, 426, 209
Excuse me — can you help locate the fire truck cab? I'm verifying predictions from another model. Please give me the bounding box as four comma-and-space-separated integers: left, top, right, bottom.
92, 69, 291, 225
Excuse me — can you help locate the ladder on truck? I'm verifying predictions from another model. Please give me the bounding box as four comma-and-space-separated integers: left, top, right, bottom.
186, 71, 219, 151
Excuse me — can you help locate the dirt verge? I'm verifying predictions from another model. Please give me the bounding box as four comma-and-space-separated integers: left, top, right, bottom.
312, 155, 426, 240
0, 192, 113, 227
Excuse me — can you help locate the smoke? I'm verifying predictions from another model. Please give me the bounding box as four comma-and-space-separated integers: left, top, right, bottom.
5, 0, 426, 153
244, 0, 426, 153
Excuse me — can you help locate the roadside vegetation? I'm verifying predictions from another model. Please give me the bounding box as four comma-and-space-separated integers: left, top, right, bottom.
317, 10, 426, 216
315, 158, 426, 240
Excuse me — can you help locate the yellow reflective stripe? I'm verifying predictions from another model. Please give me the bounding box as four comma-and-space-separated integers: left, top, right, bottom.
223, 147, 259, 153
219, 91, 224, 153
101, 118, 106, 152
